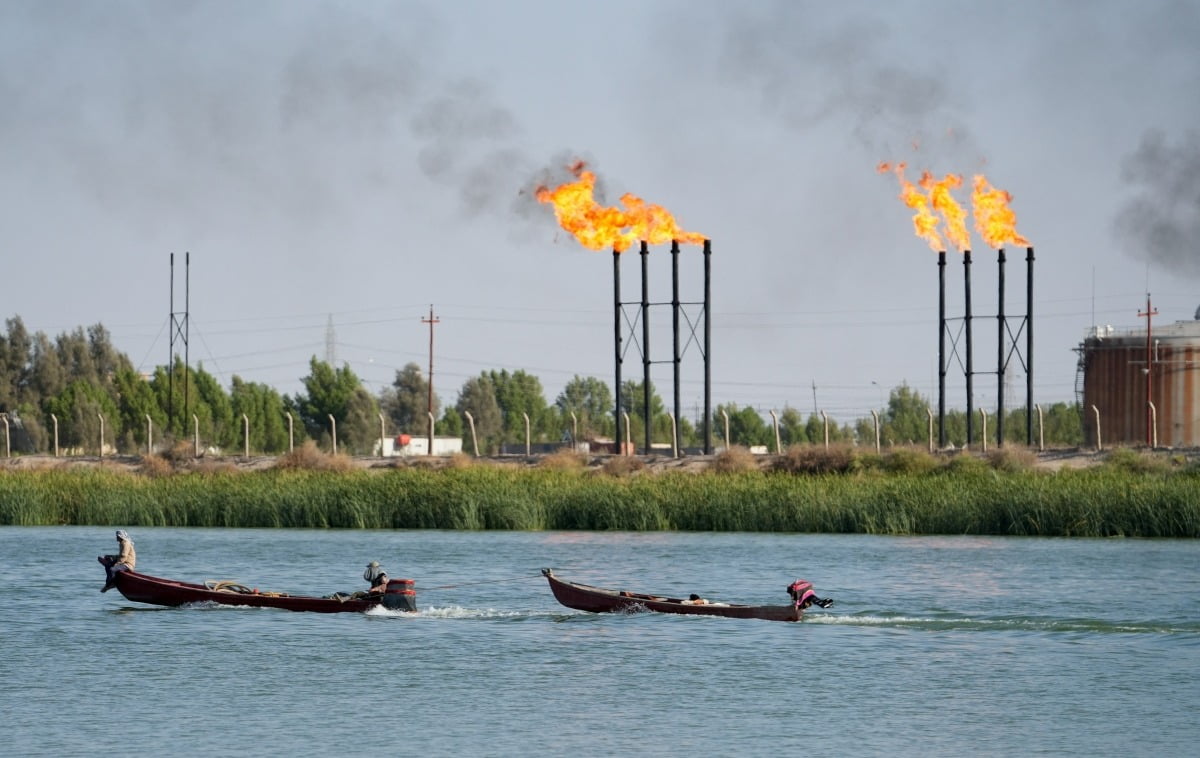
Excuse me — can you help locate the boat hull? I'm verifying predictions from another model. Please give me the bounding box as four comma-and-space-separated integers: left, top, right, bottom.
541, 568, 803, 622
110, 570, 405, 614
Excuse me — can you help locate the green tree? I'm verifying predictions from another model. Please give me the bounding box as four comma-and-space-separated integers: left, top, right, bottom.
621, 379, 671, 449
0, 317, 33, 412
882, 383, 932, 446
779, 406, 806, 446
341, 385, 381, 455
192, 363, 235, 449
379, 362, 439, 433
29, 332, 66, 408
714, 403, 771, 448
1042, 402, 1083, 446
438, 406, 463, 439
290, 358, 374, 451
42, 379, 120, 453
487, 369, 551, 448
230, 376, 291, 453
555, 375, 614, 442
456, 374, 502, 454
113, 365, 164, 453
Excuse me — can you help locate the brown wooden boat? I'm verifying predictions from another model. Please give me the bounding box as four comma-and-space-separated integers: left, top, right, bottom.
104, 568, 417, 614
541, 568, 811, 622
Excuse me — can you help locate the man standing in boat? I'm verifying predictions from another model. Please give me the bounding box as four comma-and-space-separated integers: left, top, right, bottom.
98, 530, 136, 593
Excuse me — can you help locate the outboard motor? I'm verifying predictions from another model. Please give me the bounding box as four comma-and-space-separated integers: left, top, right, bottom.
382, 578, 417, 612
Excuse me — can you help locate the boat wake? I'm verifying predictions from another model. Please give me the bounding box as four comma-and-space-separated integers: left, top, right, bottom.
806, 612, 1200, 635
366, 605, 531, 620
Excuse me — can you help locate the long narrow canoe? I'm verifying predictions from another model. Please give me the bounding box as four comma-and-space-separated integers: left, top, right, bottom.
106, 569, 417, 614
541, 568, 806, 622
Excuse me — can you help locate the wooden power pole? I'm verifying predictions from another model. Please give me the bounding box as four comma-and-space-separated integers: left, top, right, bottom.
422, 305, 440, 455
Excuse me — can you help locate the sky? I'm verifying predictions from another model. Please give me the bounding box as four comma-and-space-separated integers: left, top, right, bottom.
3, 0, 1199, 426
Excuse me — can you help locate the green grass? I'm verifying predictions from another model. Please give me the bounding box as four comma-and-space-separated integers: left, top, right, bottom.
3, 463, 1199, 537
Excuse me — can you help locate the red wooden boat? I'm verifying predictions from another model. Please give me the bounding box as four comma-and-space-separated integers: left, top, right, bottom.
541, 568, 825, 622
103, 568, 417, 614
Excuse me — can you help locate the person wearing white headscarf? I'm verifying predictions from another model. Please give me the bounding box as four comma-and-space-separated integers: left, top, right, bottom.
363, 561, 389, 594
98, 530, 137, 592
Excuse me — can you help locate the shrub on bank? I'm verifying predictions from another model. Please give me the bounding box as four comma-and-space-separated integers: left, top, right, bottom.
708, 447, 758, 474
771, 445, 857, 474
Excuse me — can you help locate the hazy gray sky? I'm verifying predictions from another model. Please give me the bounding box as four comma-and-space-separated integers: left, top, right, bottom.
3, 0, 1198, 424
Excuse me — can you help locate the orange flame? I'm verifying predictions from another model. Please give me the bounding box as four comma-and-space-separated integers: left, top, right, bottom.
971, 175, 1029, 248
536, 162, 705, 252
878, 162, 944, 252
920, 172, 971, 252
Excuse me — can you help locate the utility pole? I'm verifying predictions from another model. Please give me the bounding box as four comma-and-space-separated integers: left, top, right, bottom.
1138, 294, 1158, 447
422, 305, 440, 455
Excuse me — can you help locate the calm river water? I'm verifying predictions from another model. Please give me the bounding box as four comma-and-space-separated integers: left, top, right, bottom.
2, 526, 1197, 757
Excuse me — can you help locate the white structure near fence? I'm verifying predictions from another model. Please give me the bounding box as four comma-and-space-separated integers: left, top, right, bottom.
374, 435, 463, 457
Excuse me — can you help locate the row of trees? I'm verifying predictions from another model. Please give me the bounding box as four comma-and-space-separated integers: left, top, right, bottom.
0, 317, 1082, 456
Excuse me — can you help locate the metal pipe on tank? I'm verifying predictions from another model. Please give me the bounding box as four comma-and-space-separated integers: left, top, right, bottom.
613, 249, 623, 454
641, 241, 651, 454
997, 249, 1006, 447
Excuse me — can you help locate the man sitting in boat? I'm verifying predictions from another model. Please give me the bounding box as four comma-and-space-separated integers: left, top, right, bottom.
787, 579, 833, 609
97, 530, 136, 593
363, 561, 389, 595
682, 593, 709, 605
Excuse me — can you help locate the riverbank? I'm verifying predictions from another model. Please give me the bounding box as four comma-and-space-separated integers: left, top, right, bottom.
3, 447, 1198, 536
0, 444, 1117, 475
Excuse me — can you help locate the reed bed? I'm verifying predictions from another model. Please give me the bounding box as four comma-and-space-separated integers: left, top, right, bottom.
2, 463, 1199, 537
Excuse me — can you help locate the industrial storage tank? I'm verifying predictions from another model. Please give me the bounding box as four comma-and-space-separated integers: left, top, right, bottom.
1078, 313, 1200, 447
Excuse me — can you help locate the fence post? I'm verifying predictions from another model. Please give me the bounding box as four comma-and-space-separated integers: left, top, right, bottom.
623, 411, 632, 455
523, 412, 530, 456
1035, 404, 1045, 451
979, 409, 988, 454
98, 414, 105, 459
193, 414, 200, 458
2, 415, 8, 458
926, 407, 934, 453
285, 412, 294, 453
870, 410, 880, 453
1148, 401, 1158, 448
145, 414, 152, 455
378, 413, 386, 458
570, 412, 578, 448
328, 414, 337, 455
427, 412, 435, 456
820, 410, 829, 450
721, 409, 730, 451
243, 414, 250, 458
1091, 405, 1102, 451
464, 411, 478, 457
51, 414, 59, 457
668, 413, 678, 458
769, 410, 781, 454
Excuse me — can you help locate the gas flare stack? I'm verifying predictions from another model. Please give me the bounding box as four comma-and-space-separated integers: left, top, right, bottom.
937, 246, 1035, 450
536, 161, 711, 456
879, 163, 1035, 450
611, 239, 713, 456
